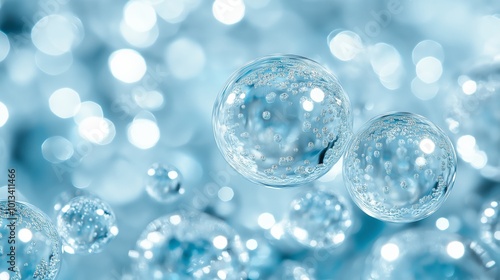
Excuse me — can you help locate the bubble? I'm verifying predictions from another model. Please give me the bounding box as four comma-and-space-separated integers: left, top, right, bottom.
480, 198, 500, 252
447, 61, 500, 180
213, 55, 353, 186
0, 201, 62, 279
131, 210, 248, 279
364, 229, 497, 279
343, 112, 457, 223
145, 163, 185, 203
285, 190, 352, 248
56, 196, 118, 254
269, 260, 315, 280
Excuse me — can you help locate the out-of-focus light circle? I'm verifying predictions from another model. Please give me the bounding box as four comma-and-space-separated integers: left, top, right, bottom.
412, 40, 444, 65
447, 241, 465, 259
213, 0, 245, 25
328, 30, 363, 61
0, 31, 10, 62
133, 88, 164, 110
0, 271, 9, 280
0, 102, 8, 127
35, 51, 73, 76
462, 80, 477, 95
416, 56, 442, 84
41, 136, 74, 163
31, 15, 83, 55
246, 239, 258, 250
411, 77, 439, 100
436, 217, 450, 231
218, 186, 234, 202
127, 118, 160, 149
123, 0, 157, 32
49, 88, 81, 118
166, 38, 205, 79
369, 43, 402, 78
381, 243, 400, 262
120, 20, 159, 48
109, 49, 147, 83
153, 0, 189, 23
78, 117, 116, 145
73, 101, 104, 125
257, 212, 275, 230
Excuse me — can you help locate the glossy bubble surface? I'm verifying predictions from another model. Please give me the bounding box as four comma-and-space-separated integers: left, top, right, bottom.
56, 196, 118, 254
213, 55, 352, 186
145, 163, 185, 203
286, 190, 352, 248
364, 229, 496, 280
0, 201, 62, 280
343, 112, 457, 222
131, 210, 248, 279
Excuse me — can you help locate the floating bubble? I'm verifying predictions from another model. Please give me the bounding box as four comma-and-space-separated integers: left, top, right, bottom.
213, 55, 353, 186
0, 201, 62, 279
56, 196, 118, 254
364, 229, 497, 279
145, 163, 185, 203
131, 210, 248, 279
286, 190, 352, 248
343, 112, 457, 223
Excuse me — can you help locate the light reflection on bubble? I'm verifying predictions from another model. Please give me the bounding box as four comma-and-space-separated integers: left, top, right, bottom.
109, 49, 147, 83
0, 31, 10, 62
123, 0, 157, 32
166, 38, 205, 79
213, 0, 246, 25
416, 56, 442, 84
0, 101, 8, 127
327, 30, 363, 61
41, 136, 74, 163
35, 50, 73, 75
31, 14, 84, 55
49, 87, 81, 118
120, 20, 159, 48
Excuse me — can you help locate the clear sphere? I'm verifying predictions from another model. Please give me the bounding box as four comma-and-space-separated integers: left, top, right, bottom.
0, 201, 62, 279
343, 112, 457, 223
213, 54, 353, 186
447, 61, 500, 180
285, 190, 352, 248
364, 229, 497, 280
145, 163, 185, 203
131, 210, 248, 279
480, 198, 500, 252
56, 196, 118, 254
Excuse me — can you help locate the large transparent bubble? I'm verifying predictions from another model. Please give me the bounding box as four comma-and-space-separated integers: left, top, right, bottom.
343, 112, 457, 222
213, 54, 352, 187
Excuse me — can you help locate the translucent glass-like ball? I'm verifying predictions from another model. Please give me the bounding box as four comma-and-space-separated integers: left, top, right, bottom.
56, 196, 118, 254
0, 201, 62, 279
213, 55, 353, 186
131, 210, 248, 279
286, 190, 352, 248
447, 61, 500, 181
364, 229, 496, 279
480, 198, 500, 252
343, 112, 457, 223
145, 163, 185, 203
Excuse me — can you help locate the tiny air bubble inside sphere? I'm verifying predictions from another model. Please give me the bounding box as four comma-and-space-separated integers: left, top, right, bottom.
212, 54, 353, 187
343, 112, 457, 223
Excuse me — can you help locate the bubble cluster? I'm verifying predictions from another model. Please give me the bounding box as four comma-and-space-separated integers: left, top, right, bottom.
286, 190, 352, 248
364, 229, 496, 279
213, 55, 353, 186
131, 210, 248, 279
480, 198, 500, 252
56, 196, 118, 254
447, 61, 500, 180
0, 201, 62, 279
343, 112, 457, 222
145, 163, 185, 203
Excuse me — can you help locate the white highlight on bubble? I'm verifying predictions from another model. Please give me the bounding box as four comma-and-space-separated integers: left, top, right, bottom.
0, 31, 10, 62
302, 100, 314, 112
447, 241, 465, 259
310, 88, 325, 103
0, 102, 8, 127
166, 38, 205, 79
419, 138, 435, 154
416, 56, 442, 84
436, 217, 449, 231
109, 49, 147, 83
127, 118, 160, 149
213, 0, 245, 25
49, 88, 81, 118
462, 80, 477, 95
213, 235, 228, 249
258, 212, 275, 230
218, 186, 234, 202
124, 0, 157, 32
328, 30, 363, 61
18, 228, 33, 243
381, 243, 400, 262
